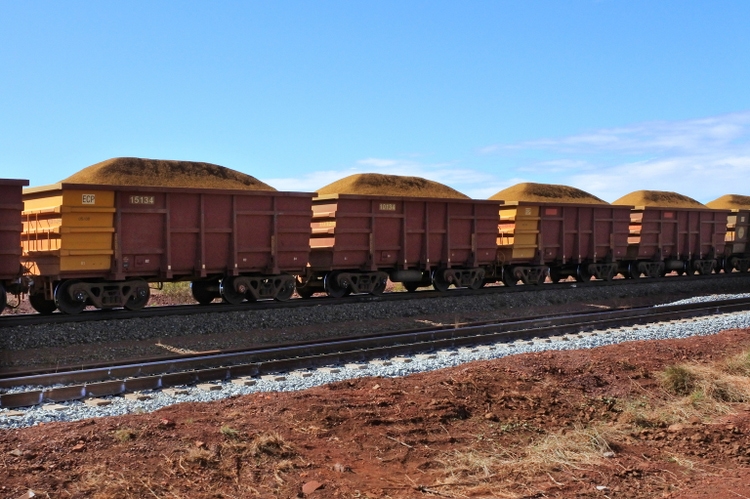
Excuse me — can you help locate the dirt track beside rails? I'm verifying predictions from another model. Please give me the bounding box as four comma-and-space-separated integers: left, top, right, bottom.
3, 328, 750, 498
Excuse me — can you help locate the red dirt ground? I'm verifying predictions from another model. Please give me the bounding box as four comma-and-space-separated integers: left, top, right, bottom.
3, 329, 750, 498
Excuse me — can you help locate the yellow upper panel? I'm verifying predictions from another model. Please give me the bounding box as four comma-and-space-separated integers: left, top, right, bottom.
24, 189, 115, 211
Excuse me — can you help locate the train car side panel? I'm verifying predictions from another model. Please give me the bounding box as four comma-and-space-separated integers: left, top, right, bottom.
723, 210, 750, 272
625, 206, 728, 276
21, 184, 116, 277
496, 201, 631, 282
115, 187, 313, 280
0, 179, 29, 278
310, 195, 498, 272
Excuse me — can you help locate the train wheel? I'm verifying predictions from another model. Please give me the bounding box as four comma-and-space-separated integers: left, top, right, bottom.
628, 262, 640, 279
657, 264, 668, 278
29, 292, 57, 315
125, 280, 150, 311
191, 280, 217, 305
575, 265, 592, 283
0, 283, 6, 312
502, 269, 518, 287
371, 276, 387, 296
324, 272, 350, 298
295, 275, 316, 299
432, 271, 451, 292
274, 279, 295, 302
55, 280, 87, 315
221, 277, 246, 305
549, 268, 563, 283
469, 277, 485, 290
601, 266, 616, 281
403, 282, 420, 292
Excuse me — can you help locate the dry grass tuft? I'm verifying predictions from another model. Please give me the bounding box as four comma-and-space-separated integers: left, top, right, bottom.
437, 424, 618, 493
250, 431, 296, 458
151, 282, 195, 305
112, 428, 137, 442
660, 362, 750, 404
220, 425, 241, 439
660, 365, 697, 396
80, 466, 165, 499
644, 360, 750, 423
185, 446, 218, 467
524, 425, 616, 471
722, 349, 750, 377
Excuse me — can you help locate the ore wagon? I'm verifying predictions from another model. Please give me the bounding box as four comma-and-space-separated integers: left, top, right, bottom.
0, 179, 29, 311
490, 183, 632, 284
21, 158, 314, 314
613, 191, 728, 278
22, 183, 313, 313
297, 173, 499, 296
707, 195, 750, 273
298, 194, 500, 296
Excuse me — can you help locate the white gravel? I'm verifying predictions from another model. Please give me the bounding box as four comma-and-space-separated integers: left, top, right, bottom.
3, 292, 750, 430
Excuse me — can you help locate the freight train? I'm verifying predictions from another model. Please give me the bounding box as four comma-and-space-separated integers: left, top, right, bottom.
1, 158, 749, 315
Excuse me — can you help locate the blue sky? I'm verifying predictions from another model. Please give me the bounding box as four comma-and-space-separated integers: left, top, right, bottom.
1, 1, 749, 203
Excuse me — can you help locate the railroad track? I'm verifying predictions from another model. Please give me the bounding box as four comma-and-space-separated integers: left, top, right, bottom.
3, 296, 750, 409
1, 271, 747, 327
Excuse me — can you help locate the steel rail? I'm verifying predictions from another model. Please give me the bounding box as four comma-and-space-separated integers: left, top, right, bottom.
2, 297, 750, 409
1, 272, 748, 328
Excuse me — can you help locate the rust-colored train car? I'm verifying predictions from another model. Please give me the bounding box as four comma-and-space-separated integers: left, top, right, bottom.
297, 194, 500, 296
707, 195, 750, 273
613, 191, 728, 278
0, 179, 29, 311
22, 183, 313, 313
720, 210, 750, 272
495, 202, 632, 284
489, 183, 631, 284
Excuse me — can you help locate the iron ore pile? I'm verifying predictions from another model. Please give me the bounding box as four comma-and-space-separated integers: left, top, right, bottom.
613, 190, 706, 208
707, 194, 750, 210
61, 157, 276, 190
490, 182, 608, 204
316, 173, 469, 198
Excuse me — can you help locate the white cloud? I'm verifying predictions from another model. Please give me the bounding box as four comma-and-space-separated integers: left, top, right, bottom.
508, 111, 750, 155
265, 110, 750, 203
481, 110, 750, 203
264, 158, 505, 198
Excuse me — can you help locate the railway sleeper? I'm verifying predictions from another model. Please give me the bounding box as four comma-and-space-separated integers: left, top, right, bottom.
503, 265, 547, 286
53, 278, 151, 314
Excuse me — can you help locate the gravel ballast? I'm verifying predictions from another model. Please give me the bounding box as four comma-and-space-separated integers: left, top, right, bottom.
2, 288, 750, 430
4, 276, 750, 360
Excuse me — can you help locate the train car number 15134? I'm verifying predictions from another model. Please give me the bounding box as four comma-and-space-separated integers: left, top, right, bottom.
129, 195, 155, 205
